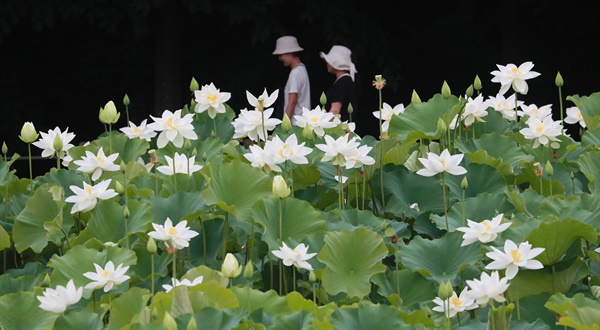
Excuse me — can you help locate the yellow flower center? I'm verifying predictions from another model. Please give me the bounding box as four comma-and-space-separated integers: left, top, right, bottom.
450, 296, 462, 307
165, 117, 175, 128
86, 186, 93, 194
510, 249, 522, 262
96, 156, 105, 164
482, 220, 492, 231
439, 158, 446, 168
133, 127, 141, 133
510, 67, 522, 75
168, 227, 178, 235
207, 94, 218, 103
292, 249, 298, 253
536, 125, 545, 132
311, 117, 319, 123
101, 269, 111, 278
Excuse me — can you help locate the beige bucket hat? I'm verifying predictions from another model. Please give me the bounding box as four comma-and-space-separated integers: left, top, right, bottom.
273, 36, 304, 55
320, 45, 357, 81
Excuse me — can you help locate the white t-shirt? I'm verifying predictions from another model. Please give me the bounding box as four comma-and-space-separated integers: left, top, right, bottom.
284, 64, 311, 124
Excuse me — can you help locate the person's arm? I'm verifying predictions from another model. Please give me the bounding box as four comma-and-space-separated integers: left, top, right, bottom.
286, 92, 299, 119
329, 102, 342, 116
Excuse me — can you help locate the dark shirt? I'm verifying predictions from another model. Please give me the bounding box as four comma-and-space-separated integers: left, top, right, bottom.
325, 74, 357, 122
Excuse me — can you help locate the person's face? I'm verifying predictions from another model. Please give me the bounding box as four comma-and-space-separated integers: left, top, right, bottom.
326, 63, 334, 74
278, 53, 294, 67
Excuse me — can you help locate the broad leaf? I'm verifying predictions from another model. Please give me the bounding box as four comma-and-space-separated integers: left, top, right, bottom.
545, 292, 600, 329
329, 301, 412, 329
0, 290, 60, 329
371, 269, 437, 308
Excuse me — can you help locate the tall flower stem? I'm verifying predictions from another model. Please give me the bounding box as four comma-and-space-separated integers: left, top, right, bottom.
442, 173, 449, 231
213, 118, 218, 139
361, 169, 366, 210
292, 267, 297, 292
201, 219, 207, 266
337, 165, 344, 210
150, 254, 155, 297
27, 143, 33, 181
558, 84, 564, 134
354, 171, 359, 208
172, 251, 177, 279
278, 198, 283, 294
377, 89, 386, 210
222, 213, 229, 262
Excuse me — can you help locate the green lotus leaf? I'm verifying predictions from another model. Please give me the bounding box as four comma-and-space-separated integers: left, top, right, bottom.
330, 301, 412, 329
33, 168, 85, 196
189, 307, 245, 330
372, 164, 444, 217
13, 184, 73, 253
0, 157, 18, 187
146, 191, 207, 225
73, 199, 152, 245
201, 160, 272, 220
318, 228, 388, 298
252, 197, 327, 253
182, 265, 228, 288
291, 163, 321, 188
160, 171, 207, 195
192, 136, 227, 165
578, 150, 600, 194
54, 308, 105, 330
0, 224, 9, 251
545, 292, 600, 329
456, 131, 535, 175
185, 281, 239, 311
270, 310, 314, 330
567, 92, 600, 131
397, 231, 481, 282
128, 242, 172, 280
517, 161, 567, 197
48, 245, 137, 298
231, 286, 289, 314
388, 94, 459, 143
371, 269, 436, 308
285, 291, 318, 312
431, 192, 512, 232
538, 194, 599, 227
0, 273, 40, 296
525, 217, 598, 265
94, 130, 150, 163
326, 208, 396, 234
0, 289, 60, 330
445, 163, 508, 198
508, 257, 588, 301
581, 127, 600, 148
515, 293, 556, 327
106, 287, 152, 329
192, 108, 235, 141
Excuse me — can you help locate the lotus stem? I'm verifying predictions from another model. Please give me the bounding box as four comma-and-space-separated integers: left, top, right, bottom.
27, 143, 33, 181
361, 169, 366, 210
172, 250, 177, 279
222, 213, 229, 262
213, 117, 218, 139
442, 173, 449, 231
151, 254, 155, 298
292, 267, 296, 292
355, 171, 359, 208
201, 219, 207, 266
558, 85, 564, 134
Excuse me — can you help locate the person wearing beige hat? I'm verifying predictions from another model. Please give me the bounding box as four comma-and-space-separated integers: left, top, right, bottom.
273, 35, 311, 124
320, 45, 357, 123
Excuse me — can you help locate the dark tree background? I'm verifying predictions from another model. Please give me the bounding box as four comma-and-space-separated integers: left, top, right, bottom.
1, 0, 599, 176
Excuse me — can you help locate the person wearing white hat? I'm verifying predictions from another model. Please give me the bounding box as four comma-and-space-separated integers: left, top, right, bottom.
320, 45, 357, 122
273, 35, 311, 124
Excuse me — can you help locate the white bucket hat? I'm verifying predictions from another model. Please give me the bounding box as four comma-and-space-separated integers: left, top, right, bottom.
272, 36, 304, 55
320, 45, 357, 81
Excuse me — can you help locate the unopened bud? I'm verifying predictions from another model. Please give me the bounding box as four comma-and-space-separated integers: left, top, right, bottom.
162, 312, 177, 330
19, 122, 39, 143
184, 139, 192, 151
411, 90, 422, 104
187, 317, 197, 330
438, 280, 454, 300
115, 181, 125, 194
555, 71, 564, 88
52, 135, 63, 152
147, 237, 157, 254
243, 260, 254, 279
123, 94, 130, 107
41, 274, 51, 287
320, 92, 327, 107
100, 101, 120, 124
281, 114, 292, 132
190, 77, 199, 92
272, 175, 291, 199
123, 205, 130, 219
461, 177, 468, 189
309, 270, 316, 283
302, 124, 313, 140
474, 74, 482, 91
441, 81, 451, 99
348, 102, 354, 114
545, 161, 554, 176
437, 118, 447, 134
465, 84, 474, 98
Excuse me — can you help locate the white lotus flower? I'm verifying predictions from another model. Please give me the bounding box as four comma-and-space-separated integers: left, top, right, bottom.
73, 148, 120, 181
517, 103, 553, 121
148, 218, 199, 250
32, 126, 76, 158
564, 106, 586, 128
487, 93, 524, 121
315, 134, 361, 166
119, 119, 157, 141
335, 174, 348, 183
137, 157, 154, 173
244, 144, 281, 172
156, 152, 202, 176
432, 287, 478, 318
65, 179, 118, 214
38, 279, 83, 313
465, 271, 510, 306
271, 242, 317, 271
416, 149, 467, 177
485, 239, 545, 279
344, 145, 375, 169
372, 102, 405, 132
265, 134, 313, 165
220, 253, 242, 278
162, 276, 204, 293
294, 106, 340, 137
194, 82, 231, 119
147, 109, 198, 148
519, 115, 563, 148
490, 61, 541, 95
83, 261, 130, 292
456, 214, 512, 246
232, 108, 282, 142
462, 94, 489, 126
246, 88, 279, 111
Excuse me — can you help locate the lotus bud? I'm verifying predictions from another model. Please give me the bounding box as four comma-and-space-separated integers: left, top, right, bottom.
120, 160, 127, 172
52, 135, 63, 152
461, 176, 468, 189
257, 98, 265, 112
19, 122, 39, 143
348, 102, 354, 114
123, 94, 130, 107
437, 280, 453, 300
474, 74, 482, 91
555, 71, 564, 87
465, 84, 474, 98
380, 219, 387, 231
281, 113, 292, 132
1, 142, 6, 156
372, 75, 386, 90
190, 77, 199, 92
441, 81, 451, 99
545, 161, 554, 176
187, 317, 197, 330
302, 124, 313, 140
570, 171, 574, 180
309, 270, 316, 283
162, 312, 177, 330
191, 148, 197, 158
100, 101, 120, 124
115, 181, 125, 195
147, 237, 157, 254
243, 260, 254, 279
184, 138, 192, 151
411, 90, 422, 104
436, 118, 447, 134
123, 205, 130, 219
221, 253, 242, 278
41, 273, 51, 287
272, 175, 291, 199
202, 152, 208, 162
320, 92, 327, 107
